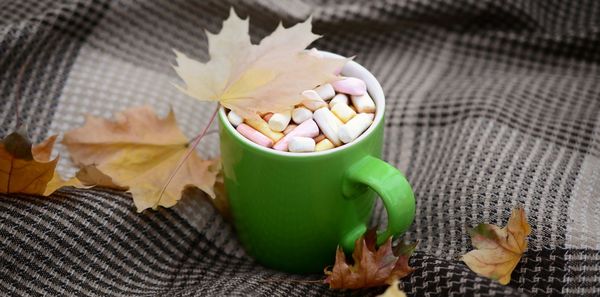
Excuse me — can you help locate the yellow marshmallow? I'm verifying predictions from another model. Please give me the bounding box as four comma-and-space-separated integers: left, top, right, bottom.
315, 139, 335, 151
245, 117, 284, 142
331, 103, 357, 123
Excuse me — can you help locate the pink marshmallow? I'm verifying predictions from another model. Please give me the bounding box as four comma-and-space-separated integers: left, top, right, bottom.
332, 77, 366, 96
273, 119, 319, 151
236, 124, 273, 148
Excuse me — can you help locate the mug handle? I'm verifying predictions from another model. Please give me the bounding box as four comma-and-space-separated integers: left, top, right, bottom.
340, 155, 415, 252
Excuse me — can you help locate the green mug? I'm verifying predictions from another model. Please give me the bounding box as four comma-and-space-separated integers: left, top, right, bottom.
218, 52, 415, 273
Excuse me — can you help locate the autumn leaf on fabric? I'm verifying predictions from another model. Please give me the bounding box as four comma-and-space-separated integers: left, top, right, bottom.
461, 208, 531, 285
62, 106, 220, 212
73, 165, 125, 190
324, 229, 417, 289
0, 127, 80, 195
376, 279, 407, 297
173, 8, 347, 119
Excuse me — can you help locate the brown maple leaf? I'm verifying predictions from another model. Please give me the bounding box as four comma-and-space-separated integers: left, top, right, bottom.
324, 229, 417, 289
461, 207, 531, 285
0, 127, 81, 195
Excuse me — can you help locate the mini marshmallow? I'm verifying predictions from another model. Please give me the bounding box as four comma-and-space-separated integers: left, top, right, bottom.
329, 93, 349, 108
227, 110, 243, 127
315, 139, 335, 151
331, 102, 357, 123
292, 107, 313, 124
236, 124, 273, 148
245, 117, 284, 142
332, 77, 367, 96
307, 47, 322, 58
301, 100, 327, 111
313, 107, 343, 146
288, 137, 316, 152
273, 119, 319, 151
283, 124, 297, 135
314, 83, 335, 100
338, 113, 375, 144
351, 93, 376, 113
301, 90, 327, 111
302, 89, 321, 101
268, 110, 291, 132
313, 134, 326, 143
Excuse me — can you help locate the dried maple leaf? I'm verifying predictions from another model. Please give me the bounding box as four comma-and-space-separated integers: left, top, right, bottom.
173, 8, 347, 119
324, 229, 417, 289
62, 106, 220, 212
0, 127, 79, 195
461, 208, 531, 285
376, 279, 407, 297
73, 165, 126, 190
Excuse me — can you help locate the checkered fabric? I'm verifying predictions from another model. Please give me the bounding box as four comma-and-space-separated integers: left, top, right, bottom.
1, 1, 599, 296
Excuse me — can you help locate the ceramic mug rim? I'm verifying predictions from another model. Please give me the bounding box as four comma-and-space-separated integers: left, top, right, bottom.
218, 51, 385, 158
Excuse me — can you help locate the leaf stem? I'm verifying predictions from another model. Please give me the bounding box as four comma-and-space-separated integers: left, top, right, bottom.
155, 104, 220, 208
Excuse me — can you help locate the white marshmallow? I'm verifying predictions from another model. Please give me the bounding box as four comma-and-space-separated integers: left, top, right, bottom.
351, 93, 376, 113
288, 137, 316, 152
331, 103, 356, 123
307, 47, 322, 58
314, 83, 336, 100
338, 113, 375, 144
292, 107, 313, 124
302, 100, 327, 111
227, 110, 243, 127
313, 107, 343, 146
302, 89, 321, 100
268, 110, 291, 132
301, 90, 327, 111
329, 93, 349, 108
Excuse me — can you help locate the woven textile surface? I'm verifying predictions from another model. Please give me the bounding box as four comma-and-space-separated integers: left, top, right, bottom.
1, 0, 599, 296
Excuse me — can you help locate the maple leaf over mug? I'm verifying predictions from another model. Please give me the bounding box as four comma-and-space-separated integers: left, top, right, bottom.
173, 8, 347, 119
324, 229, 416, 289
461, 208, 531, 285
62, 106, 220, 212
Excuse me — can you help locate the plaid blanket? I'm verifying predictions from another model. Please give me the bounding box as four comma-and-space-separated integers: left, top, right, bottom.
1, 1, 599, 296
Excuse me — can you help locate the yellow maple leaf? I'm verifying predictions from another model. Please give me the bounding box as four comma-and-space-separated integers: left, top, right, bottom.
173, 8, 347, 119
62, 106, 220, 212
461, 208, 531, 285
0, 128, 79, 195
